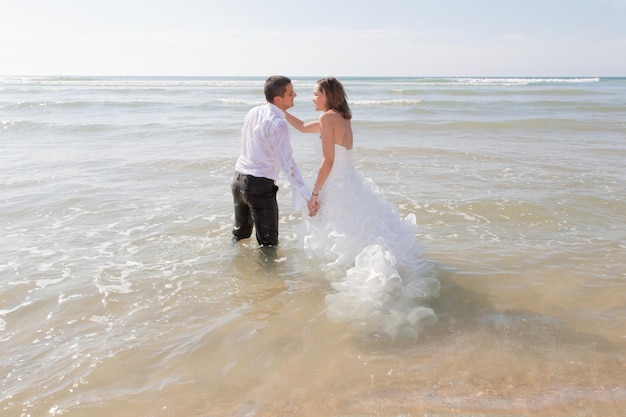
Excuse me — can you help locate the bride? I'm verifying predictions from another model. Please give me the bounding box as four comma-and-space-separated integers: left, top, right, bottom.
286, 77, 440, 339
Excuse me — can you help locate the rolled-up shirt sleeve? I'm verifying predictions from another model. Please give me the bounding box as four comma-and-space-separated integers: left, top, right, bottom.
271, 119, 311, 209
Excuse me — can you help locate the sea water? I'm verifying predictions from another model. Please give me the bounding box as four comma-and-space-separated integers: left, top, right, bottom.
1, 76, 625, 416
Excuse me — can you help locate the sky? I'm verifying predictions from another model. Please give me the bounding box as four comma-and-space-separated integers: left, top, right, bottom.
1, 0, 625, 77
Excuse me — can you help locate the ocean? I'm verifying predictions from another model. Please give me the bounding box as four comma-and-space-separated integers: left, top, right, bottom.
1, 75, 624, 417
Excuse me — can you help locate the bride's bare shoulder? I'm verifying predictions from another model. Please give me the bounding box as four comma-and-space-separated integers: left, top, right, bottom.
320, 110, 342, 123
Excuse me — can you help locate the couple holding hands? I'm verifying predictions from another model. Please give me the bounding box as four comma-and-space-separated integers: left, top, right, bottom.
230, 75, 439, 338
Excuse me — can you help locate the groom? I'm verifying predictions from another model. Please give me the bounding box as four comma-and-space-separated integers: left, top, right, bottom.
231, 75, 314, 247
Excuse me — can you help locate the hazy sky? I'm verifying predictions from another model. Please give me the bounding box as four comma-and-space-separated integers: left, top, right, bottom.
2, 0, 625, 76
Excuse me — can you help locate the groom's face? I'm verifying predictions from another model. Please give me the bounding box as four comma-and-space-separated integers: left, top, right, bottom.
275, 83, 297, 111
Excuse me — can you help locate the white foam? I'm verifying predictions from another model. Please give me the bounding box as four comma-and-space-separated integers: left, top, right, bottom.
351, 99, 423, 106
35, 277, 65, 289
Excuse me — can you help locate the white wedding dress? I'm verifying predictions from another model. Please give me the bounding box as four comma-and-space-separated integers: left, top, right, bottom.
297, 141, 441, 339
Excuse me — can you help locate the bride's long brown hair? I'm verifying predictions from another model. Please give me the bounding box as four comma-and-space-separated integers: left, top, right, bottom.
317, 77, 352, 120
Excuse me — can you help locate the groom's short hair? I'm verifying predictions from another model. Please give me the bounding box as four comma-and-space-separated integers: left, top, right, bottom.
265, 75, 291, 103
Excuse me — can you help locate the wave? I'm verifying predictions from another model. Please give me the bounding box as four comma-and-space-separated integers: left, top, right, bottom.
219, 98, 264, 106
450, 77, 601, 86
0, 75, 266, 88
441, 118, 614, 131
337, 77, 604, 88
1, 76, 606, 89
356, 117, 608, 132
350, 99, 423, 106
2, 100, 183, 111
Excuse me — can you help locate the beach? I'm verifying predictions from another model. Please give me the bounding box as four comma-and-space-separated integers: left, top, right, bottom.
1, 76, 625, 416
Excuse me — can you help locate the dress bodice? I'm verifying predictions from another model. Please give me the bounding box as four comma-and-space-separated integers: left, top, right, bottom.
314, 140, 353, 177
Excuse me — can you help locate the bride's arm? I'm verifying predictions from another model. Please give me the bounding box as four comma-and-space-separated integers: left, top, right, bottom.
285, 111, 320, 134
310, 113, 335, 198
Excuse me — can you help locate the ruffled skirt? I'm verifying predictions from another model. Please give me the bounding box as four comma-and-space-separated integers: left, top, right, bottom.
297, 150, 440, 339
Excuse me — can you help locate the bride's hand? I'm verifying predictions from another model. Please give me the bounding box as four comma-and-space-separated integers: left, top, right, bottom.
307, 198, 319, 217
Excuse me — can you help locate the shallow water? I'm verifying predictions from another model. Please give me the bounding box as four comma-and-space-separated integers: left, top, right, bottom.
1, 76, 625, 416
